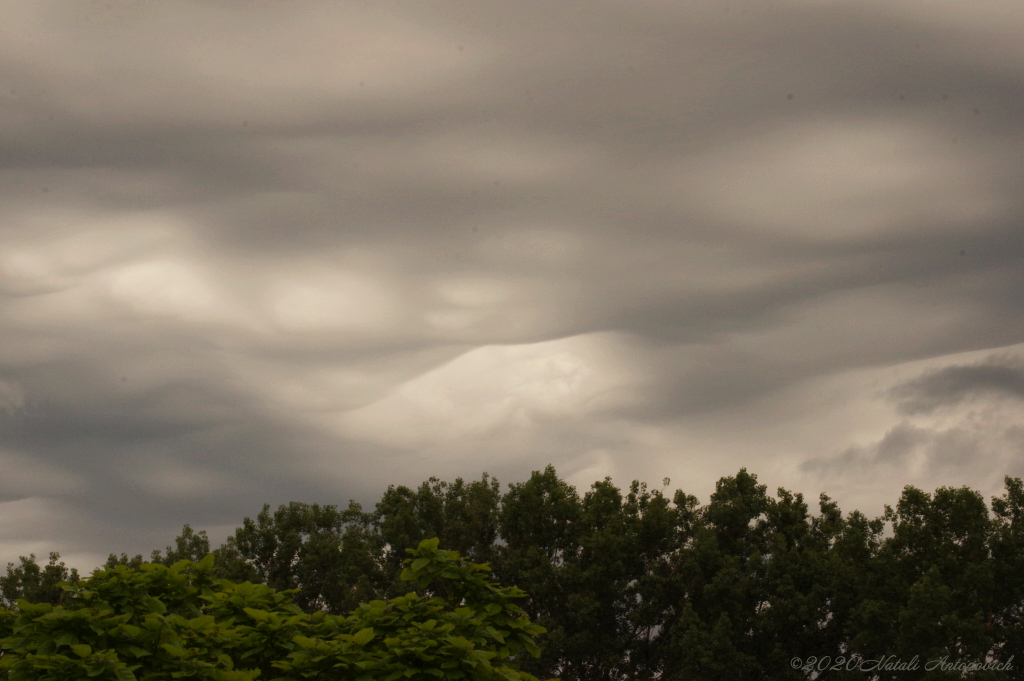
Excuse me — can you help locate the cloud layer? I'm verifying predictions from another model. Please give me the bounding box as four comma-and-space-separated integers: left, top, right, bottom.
1, 0, 1023, 574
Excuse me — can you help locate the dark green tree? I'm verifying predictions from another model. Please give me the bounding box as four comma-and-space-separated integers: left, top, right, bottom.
98, 526, 260, 588
560, 477, 683, 681
989, 475, 1024, 670
492, 465, 582, 679
230, 499, 388, 614
375, 473, 502, 583
658, 471, 884, 680
845, 485, 996, 679
102, 553, 146, 572
148, 523, 212, 566
209, 534, 262, 585
1, 552, 80, 608
661, 469, 769, 680
625, 482, 702, 680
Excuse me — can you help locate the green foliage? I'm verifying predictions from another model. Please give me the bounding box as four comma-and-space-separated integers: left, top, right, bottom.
9, 467, 1024, 680
0, 541, 553, 681
276, 538, 551, 681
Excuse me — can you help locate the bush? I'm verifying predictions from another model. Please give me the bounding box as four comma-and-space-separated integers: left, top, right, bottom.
0, 538, 554, 681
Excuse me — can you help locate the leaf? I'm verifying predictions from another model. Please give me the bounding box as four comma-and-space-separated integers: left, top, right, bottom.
143, 597, 167, 614
70, 643, 92, 658
55, 633, 78, 647
411, 558, 430, 573
243, 607, 270, 622
447, 636, 474, 650
159, 643, 190, 658
293, 635, 318, 650
114, 667, 138, 681
352, 627, 375, 645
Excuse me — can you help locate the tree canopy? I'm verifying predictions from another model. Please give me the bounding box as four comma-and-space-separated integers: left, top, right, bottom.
0, 539, 551, 681
4, 467, 1022, 680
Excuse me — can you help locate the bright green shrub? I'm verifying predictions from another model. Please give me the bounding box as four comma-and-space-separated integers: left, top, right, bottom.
0, 539, 554, 681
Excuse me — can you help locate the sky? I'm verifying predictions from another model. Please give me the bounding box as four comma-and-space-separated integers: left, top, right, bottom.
1, 0, 1023, 576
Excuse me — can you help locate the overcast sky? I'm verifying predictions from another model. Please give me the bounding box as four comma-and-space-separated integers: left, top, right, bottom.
2, 0, 1023, 576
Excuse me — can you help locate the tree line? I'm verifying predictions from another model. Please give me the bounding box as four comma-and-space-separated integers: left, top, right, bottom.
3, 466, 1023, 680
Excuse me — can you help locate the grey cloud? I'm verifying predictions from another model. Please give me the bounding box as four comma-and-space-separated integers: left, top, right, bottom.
887, 359, 1024, 415
800, 421, 992, 478
801, 415, 1024, 499
3, 0, 1024, 571
802, 422, 930, 475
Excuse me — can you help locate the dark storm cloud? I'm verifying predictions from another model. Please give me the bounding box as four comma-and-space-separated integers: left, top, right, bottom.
887, 359, 1024, 415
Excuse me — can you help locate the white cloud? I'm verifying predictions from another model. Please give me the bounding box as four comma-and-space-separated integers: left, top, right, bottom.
268, 268, 402, 333
107, 258, 223, 319
335, 333, 639, 450
1, 209, 182, 295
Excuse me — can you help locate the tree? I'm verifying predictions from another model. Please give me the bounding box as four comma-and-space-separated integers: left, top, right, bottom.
1, 552, 80, 608
660, 469, 769, 680
625, 481, 701, 680
276, 538, 554, 681
493, 465, 582, 679
229, 500, 390, 615
659, 472, 888, 680
0, 539, 555, 681
97, 526, 261, 588
375, 474, 502, 582
989, 475, 1024, 669
102, 553, 146, 572
148, 523, 212, 566
844, 485, 997, 679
